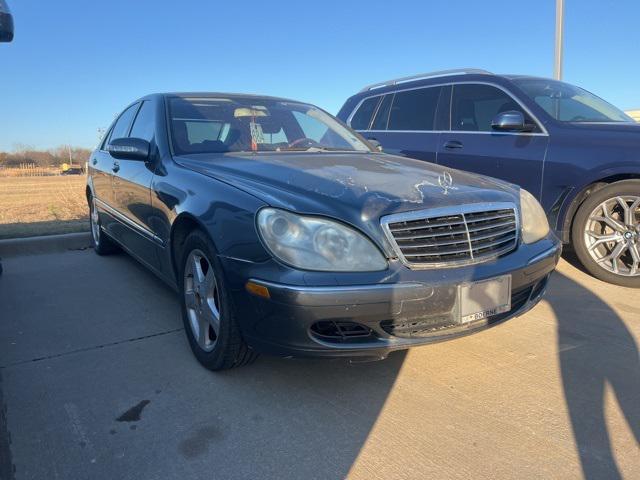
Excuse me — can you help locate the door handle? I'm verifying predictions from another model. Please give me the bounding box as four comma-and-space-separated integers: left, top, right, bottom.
112, 161, 120, 173
443, 140, 464, 150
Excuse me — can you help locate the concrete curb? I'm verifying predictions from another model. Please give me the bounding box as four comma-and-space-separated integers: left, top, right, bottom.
0, 232, 92, 257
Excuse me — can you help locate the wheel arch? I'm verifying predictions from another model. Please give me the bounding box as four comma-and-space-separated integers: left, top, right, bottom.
561, 173, 640, 244
85, 178, 94, 203
169, 213, 212, 280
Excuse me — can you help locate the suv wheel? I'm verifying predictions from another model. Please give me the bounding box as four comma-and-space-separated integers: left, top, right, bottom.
89, 196, 119, 255
572, 180, 640, 287
178, 230, 257, 370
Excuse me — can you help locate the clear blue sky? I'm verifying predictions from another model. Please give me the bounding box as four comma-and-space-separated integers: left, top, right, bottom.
1, 0, 639, 150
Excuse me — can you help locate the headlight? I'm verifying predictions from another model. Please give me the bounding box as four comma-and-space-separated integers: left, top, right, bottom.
257, 208, 387, 271
520, 189, 549, 244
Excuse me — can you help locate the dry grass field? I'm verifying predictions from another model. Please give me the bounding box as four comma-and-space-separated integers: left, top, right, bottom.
0, 175, 89, 239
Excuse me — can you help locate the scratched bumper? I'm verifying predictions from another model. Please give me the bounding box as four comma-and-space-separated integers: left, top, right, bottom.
222, 236, 561, 359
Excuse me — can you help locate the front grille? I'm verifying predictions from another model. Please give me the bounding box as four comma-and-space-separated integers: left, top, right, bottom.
383, 205, 518, 267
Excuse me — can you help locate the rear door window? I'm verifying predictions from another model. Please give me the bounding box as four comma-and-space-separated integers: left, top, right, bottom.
387, 87, 441, 131
371, 94, 393, 130
451, 84, 539, 132
349, 96, 380, 130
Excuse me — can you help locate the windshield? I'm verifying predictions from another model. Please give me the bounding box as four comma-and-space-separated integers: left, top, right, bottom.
513, 78, 633, 123
168, 97, 371, 155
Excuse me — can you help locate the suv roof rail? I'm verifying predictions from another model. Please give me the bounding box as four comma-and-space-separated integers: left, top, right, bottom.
359, 68, 493, 93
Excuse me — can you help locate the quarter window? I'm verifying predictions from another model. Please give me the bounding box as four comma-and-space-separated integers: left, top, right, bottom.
350, 96, 380, 130
387, 87, 441, 131
452, 84, 537, 132
129, 100, 156, 142
108, 103, 140, 143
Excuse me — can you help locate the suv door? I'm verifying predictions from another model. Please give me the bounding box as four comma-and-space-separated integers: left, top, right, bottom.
110, 99, 160, 269
349, 86, 447, 164
91, 102, 139, 234
437, 83, 548, 199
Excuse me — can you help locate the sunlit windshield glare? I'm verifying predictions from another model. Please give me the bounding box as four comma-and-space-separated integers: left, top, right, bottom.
513, 78, 633, 123
169, 97, 371, 155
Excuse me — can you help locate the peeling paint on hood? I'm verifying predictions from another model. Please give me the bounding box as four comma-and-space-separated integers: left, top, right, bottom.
175, 151, 520, 249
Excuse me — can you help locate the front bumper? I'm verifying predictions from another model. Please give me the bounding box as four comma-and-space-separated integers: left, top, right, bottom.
223, 236, 561, 359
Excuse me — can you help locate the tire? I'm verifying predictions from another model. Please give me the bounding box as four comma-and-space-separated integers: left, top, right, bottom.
89, 195, 120, 255
572, 180, 640, 288
178, 229, 258, 370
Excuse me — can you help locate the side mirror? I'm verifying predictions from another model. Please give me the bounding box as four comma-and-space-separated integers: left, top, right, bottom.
367, 138, 383, 152
0, 0, 14, 42
491, 110, 532, 132
107, 137, 150, 161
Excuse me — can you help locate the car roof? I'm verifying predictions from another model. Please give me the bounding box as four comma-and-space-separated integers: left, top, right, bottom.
136, 92, 302, 103
350, 71, 560, 100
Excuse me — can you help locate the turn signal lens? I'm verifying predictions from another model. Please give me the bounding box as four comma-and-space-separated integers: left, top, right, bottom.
245, 281, 270, 299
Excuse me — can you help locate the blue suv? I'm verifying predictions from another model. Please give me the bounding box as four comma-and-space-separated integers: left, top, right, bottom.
338, 69, 640, 287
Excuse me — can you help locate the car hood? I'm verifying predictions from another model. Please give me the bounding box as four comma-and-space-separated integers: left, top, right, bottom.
175, 152, 519, 249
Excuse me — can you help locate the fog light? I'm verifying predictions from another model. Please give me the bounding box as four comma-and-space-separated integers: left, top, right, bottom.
245, 281, 270, 299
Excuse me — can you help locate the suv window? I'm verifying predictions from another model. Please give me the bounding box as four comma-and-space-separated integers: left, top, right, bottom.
452, 84, 537, 132
129, 100, 155, 142
108, 103, 140, 143
371, 94, 393, 130
350, 96, 380, 130
387, 87, 441, 131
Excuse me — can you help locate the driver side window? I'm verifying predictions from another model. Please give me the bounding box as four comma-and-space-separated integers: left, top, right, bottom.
107, 103, 140, 143
452, 84, 539, 132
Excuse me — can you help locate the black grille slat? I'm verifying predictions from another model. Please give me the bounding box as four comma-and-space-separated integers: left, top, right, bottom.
398, 237, 470, 249
388, 215, 465, 232
404, 244, 473, 257
466, 218, 516, 233
386, 207, 518, 267
471, 234, 517, 250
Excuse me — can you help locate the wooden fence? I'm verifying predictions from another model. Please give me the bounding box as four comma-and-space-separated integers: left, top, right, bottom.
0, 164, 62, 177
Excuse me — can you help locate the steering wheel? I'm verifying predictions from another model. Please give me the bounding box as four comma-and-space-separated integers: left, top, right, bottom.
288, 137, 322, 149
569, 115, 588, 122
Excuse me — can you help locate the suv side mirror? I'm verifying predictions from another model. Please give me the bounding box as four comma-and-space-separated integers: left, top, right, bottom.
0, 0, 14, 42
367, 138, 383, 152
491, 110, 532, 132
107, 138, 150, 161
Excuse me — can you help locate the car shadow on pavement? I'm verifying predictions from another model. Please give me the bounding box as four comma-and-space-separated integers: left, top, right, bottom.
547, 271, 640, 480
0, 250, 409, 480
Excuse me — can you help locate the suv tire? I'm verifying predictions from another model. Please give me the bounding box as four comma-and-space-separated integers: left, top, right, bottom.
572, 180, 640, 288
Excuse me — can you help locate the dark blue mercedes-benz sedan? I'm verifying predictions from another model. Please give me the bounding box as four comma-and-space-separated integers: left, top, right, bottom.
87, 93, 560, 370
337, 69, 640, 288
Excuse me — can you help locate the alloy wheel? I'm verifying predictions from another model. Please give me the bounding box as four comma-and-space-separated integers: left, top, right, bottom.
584, 195, 640, 277
183, 249, 221, 352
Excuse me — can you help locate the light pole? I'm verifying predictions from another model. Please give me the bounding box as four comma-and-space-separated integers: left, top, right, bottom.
554, 0, 564, 80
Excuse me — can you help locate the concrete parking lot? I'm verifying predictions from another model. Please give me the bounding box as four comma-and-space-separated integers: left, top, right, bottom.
0, 248, 638, 480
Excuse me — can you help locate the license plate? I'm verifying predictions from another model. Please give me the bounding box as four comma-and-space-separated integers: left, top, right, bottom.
459, 275, 511, 323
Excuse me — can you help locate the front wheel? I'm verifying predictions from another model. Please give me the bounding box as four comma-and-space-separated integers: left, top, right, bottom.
178, 230, 257, 370
572, 180, 640, 288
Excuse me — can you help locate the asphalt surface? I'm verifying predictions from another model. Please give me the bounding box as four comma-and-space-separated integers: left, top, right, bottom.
0, 249, 638, 480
